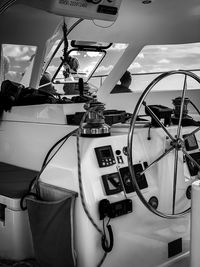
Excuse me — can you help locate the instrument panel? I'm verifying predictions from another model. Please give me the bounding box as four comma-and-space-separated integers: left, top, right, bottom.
95, 144, 148, 196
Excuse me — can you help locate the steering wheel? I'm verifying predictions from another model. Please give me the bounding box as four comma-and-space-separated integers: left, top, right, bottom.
127, 70, 200, 218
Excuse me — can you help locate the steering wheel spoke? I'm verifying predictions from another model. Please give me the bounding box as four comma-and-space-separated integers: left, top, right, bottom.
143, 102, 175, 141
172, 149, 179, 215
140, 146, 174, 176
176, 75, 187, 139
184, 125, 200, 138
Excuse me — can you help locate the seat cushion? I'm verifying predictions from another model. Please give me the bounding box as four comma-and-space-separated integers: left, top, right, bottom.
0, 162, 38, 198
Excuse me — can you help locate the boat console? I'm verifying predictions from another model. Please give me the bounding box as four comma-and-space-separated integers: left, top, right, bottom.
0, 100, 199, 266
1, 0, 200, 266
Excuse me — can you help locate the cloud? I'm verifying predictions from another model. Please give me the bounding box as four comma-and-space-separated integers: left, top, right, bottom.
17, 55, 31, 61
6, 71, 22, 83
130, 62, 142, 69
13, 65, 22, 69
158, 59, 170, 64
131, 43, 200, 73
86, 51, 101, 58
137, 53, 144, 59
70, 51, 81, 57
109, 43, 128, 51
180, 46, 200, 55
95, 64, 113, 73
82, 65, 95, 74
47, 65, 58, 73
160, 46, 169, 51
3, 44, 35, 59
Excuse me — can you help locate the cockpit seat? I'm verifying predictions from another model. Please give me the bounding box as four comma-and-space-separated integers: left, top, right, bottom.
0, 162, 37, 260
0, 162, 37, 198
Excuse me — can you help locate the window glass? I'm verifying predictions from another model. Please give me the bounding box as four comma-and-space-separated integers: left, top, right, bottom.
91, 43, 128, 88
2, 44, 37, 84
130, 43, 200, 74
45, 40, 128, 94
126, 43, 200, 92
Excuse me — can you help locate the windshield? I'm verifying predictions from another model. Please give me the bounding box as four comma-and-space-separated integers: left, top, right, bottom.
45, 40, 128, 95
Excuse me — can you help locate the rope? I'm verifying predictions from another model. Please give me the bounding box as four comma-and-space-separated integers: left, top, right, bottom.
76, 106, 109, 267
76, 130, 103, 235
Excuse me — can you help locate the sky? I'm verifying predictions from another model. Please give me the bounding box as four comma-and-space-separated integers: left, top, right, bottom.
2, 41, 200, 89
3, 44, 36, 83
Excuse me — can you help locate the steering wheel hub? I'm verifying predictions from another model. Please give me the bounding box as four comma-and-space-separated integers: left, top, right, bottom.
170, 138, 183, 150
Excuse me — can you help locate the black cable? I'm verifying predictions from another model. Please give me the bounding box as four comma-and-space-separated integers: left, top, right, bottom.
62, 19, 69, 63
20, 128, 78, 210
42, 128, 78, 167
0, 0, 17, 14
35, 128, 79, 196
20, 192, 39, 211
43, 18, 84, 74
101, 218, 113, 253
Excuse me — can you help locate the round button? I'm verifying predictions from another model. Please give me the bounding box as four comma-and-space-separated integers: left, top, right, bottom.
148, 196, 159, 209
115, 150, 121, 155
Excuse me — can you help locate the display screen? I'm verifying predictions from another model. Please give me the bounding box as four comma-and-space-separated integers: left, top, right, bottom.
185, 151, 200, 176
184, 134, 198, 151
115, 203, 123, 210
102, 172, 122, 195
95, 145, 115, 167
100, 148, 112, 158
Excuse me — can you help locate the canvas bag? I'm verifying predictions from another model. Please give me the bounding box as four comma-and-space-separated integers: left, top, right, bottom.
26, 182, 77, 267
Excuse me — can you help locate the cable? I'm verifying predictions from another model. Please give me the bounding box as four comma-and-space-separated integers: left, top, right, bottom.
43, 18, 84, 75
76, 130, 103, 235
101, 218, 113, 253
42, 128, 78, 167
76, 131, 108, 267
62, 18, 69, 63
35, 128, 79, 196
0, 0, 17, 15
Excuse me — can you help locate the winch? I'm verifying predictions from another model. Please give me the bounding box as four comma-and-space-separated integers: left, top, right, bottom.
81, 98, 111, 137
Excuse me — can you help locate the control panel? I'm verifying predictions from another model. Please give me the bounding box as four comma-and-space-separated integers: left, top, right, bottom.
185, 152, 200, 176
99, 198, 132, 219
183, 133, 200, 176
95, 145, 116, 167
26, 0, 122, 22
101, 163, 148, 195
119, 163, 148, 194
184, 133, 198, 151
102, 172, 122, 195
